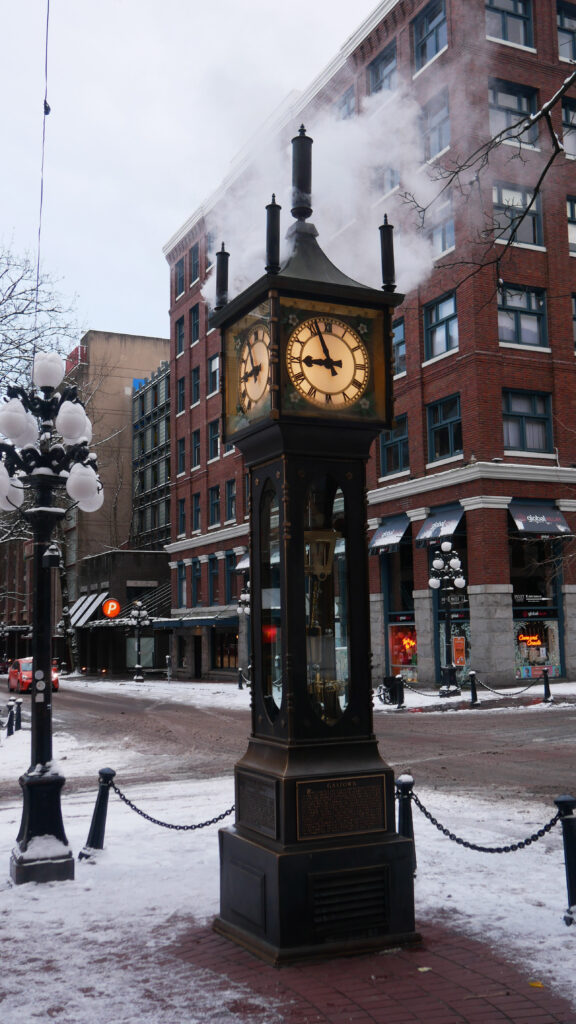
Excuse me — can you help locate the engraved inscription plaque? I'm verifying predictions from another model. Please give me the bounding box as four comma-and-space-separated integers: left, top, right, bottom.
297, 775, 387, 840
237, 773, 278, 838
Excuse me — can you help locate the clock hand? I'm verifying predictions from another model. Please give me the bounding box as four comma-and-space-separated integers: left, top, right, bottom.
302, 356, 343, 370
312, 320, 338, 376
240, 361, 262, 383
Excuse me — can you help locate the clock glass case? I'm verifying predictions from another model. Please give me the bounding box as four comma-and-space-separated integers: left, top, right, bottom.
224, 300, 272, 437
280, 297, 389, 422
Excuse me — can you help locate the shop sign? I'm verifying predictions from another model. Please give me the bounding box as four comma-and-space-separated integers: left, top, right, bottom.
517, 609, 551, 619
452, 636, 466, 665
513, 593, 545, 604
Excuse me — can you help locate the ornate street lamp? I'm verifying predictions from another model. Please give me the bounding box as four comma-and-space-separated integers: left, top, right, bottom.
0, 350, 103, 884
129, 601, 150, 681
428, 540, 466, 695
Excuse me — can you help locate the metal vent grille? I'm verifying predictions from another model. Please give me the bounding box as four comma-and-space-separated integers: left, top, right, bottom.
311, 866, 389, 938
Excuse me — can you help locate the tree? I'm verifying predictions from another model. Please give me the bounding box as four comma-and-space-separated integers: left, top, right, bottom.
0, 247, 78, 390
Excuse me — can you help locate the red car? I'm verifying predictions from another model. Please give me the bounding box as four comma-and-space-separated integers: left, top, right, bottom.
7, 658, 59, 693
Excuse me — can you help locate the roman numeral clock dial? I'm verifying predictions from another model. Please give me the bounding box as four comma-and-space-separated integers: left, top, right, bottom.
286, 316, 370, 409
238, 323, 270, 414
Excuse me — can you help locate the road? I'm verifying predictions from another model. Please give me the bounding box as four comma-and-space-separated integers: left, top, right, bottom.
43, 684, 576, 808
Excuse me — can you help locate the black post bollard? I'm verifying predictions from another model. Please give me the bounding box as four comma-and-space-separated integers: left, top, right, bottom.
78, 768, 116, 860
238, 667, 243, 690
468, 670, 479, 707
396, 773, 417, 875
6, 700, 15, 737
554, 795, 576, 926
542, 667, 552, 703
395, 673, 405, 710
14, 698, 23, 731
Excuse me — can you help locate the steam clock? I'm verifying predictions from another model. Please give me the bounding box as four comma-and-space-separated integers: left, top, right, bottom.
211, 127, 417, 963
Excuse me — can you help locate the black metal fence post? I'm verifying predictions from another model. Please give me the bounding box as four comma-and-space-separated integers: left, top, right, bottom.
396, 773, 417, 875
554, 795, 576, 926
468, 670, 479, 707
395, 673, 405, 710
6, 699, 15, 737
238, 667, 244, 690
14, 697, 23, 731
542, 667, 552, 703
78, 768, 116, 860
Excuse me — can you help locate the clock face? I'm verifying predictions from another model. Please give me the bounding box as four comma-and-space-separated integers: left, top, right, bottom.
238, 323, 270, 414
286, 316, 370, 409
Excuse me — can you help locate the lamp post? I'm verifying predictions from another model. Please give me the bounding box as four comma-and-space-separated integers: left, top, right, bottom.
0, 351, 103, 884
428, 540, 466, 695
129, 601, 150, 682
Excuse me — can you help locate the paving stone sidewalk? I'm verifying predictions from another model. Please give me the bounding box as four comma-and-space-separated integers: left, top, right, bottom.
168, 920, 576, 1023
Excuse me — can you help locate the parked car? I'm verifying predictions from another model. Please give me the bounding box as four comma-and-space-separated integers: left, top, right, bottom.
7, 658, 59, 693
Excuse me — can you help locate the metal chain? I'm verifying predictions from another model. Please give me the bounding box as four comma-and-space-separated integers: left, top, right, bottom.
476, 677, 539, 698
410, 790, 561, 853
111, 782, 234, 831
402, 679, 446, 698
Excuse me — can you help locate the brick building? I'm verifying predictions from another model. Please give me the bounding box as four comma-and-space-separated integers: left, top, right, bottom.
163, 0, 576, 685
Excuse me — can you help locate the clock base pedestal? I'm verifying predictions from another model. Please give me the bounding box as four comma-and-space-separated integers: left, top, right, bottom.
214, 826, 419, 965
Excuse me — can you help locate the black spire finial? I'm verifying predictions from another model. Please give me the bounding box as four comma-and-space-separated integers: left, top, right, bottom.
291, 125, 313, 221
265, 194, 281, 274
214, 242, 230, 310
379, 215, 396, 293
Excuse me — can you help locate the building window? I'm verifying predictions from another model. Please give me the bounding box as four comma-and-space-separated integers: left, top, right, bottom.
175, 258, 184, 298
337, 86, 355, 119
429, 191, 455, 256
192, 428, 201, 468
488, 79, 538, 144
190, 303, 200, 345
503, 390, 552, 451
498, 285, 547, 346
177, 497, 186, 535
427, 394, 462, 461
192, 491, 201, 532
189, 242, 200, 283
208, 419, 220, 461
422, 89, 450, 160
177, 437, 185, 474
208, 554, 219, 604
486, 0, 533, 46
392, 320, 406, 375
191, 558, 202, 606
492, 182, 543, 246
205, 233, 214, 270
413, 0, 447, 71
225, 551, 237, 604
191, 365, 200, 405
177, 376, 185, 413
564, 99, 576, 157
558, 1, 576, 59
176, 316, 185, 356
225, 478, 236, 521
207, 354, 220, 396
209, 484, 220, 526
368, 42, 397, 94
380, 414, 409, 476
424, 293, 458, 359
177, 561, 186, 607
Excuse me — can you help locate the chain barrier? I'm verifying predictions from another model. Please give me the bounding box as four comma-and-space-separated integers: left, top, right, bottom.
409, 788, 561, 854
475, 677, 538, 698
111, 781, 234, 831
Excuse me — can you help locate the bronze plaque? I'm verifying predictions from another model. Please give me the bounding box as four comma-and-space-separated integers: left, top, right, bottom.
297, 775, 387, 840
237, 773, 277, 838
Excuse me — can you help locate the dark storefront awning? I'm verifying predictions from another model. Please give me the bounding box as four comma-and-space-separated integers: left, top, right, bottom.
415, 505, 464, 548
153, 616, 238, 630
509, 501, 572, 536
235, 552, 250, 572
70, 592, 108, 626
369, 514, 410, 554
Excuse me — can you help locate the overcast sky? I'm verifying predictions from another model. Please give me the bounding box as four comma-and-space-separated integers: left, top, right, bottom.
1, 0, 381, 342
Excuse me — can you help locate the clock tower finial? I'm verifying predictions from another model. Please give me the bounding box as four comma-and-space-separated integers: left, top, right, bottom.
291, 124, 313, 222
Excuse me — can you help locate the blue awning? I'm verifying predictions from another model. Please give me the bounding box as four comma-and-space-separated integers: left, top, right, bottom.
415, 505, 464, 547
369, 514, 410, 554
509, 502, 571, 536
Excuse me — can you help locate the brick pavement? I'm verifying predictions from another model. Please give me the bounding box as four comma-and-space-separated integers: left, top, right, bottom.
168, 920, 576, 1023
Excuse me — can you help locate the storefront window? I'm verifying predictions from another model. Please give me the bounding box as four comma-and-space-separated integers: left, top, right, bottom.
213, 629, 238, 670
510, 536, 561, 677
260, 481, 282, 719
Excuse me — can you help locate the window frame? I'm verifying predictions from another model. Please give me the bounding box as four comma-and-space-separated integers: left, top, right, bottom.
488, 79, 538, 145
367, 41, 397, 95
176, 561, 186, 607
192, 428, 201, 469
191, 365, 200, 406
424, 292, 458, 360
208, 419, 220, 461
177, 497, 186, 536
492, 182, 543, 247
413, 0, 447, 72
189, 242, 200, 284
192, 491, 201, 532
422, 88, 450, 160
175, 258, 185, 299
225, 478, 237, 522
191, 558, 202, 606
177, 436, 186, 475
208, 484, 220, 527
175, 316, 185, 356
207, 354, 220, 396
498, 284, 547, 347
502, 389, 553, 452
392, 319, 406, 375
558, 1, 576, 60
190, 303, 200, 346
177, 376, 186, 414
379, 414, 409, 477
427, 394, 463, 462
486, 0, 533, 47
208, 554, 219, 604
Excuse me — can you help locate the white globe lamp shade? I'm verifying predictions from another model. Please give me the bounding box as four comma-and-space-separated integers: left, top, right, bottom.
449, 557, 462, 570
33, 351, 65, 390
432, 557, 444, 571
78, 485, 104, 513
65, 462, 99, 503
0, 465, 24, 511
441, 540, 452, 552
56, 401, 88, 443
0, 398, 28, 443
454, 576, 466, 589
16, 411, 40, 448
429, 577, 441, 589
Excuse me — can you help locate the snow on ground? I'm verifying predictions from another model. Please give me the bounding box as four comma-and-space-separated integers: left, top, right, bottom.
0, 677, 574, 1023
